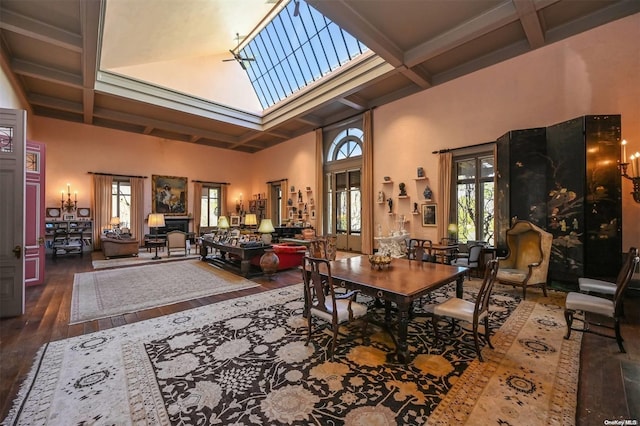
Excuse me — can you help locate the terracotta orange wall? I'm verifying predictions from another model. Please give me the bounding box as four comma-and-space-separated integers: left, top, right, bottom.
29, 116, 257, 232
372, 12, 640, 248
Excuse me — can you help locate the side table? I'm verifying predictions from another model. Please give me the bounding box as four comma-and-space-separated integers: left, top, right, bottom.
145, 239, 166, 260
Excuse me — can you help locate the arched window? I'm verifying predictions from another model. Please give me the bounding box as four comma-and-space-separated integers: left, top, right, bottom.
327, 128, 363, 162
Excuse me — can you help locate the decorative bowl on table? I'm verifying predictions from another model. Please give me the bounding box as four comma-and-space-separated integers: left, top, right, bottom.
369, 254, 392, 270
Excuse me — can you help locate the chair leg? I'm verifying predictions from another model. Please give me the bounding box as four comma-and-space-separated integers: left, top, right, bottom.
432, 315, 440, 344
614, 319, 626, 353
564, 309, 574, 339
305, 315, 312, 346
522, 285, 527, 300
330, 326, 339, 361
541, 283, 548, 297
484, 316, 493, 349
472, 320, 483, 362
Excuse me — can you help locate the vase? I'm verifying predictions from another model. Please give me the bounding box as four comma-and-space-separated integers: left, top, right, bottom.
260, 249, 280, 280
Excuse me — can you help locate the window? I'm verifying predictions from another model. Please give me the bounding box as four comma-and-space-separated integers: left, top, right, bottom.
453, 154, 495, 245
200, 185, 222, 227
239, 0, 369, 109
112, 180, 131, 227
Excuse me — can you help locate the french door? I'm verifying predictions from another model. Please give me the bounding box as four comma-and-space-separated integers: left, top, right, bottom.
327, 169, 361, 252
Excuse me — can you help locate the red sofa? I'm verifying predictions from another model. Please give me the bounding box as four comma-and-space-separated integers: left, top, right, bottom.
252, 243, 307, 271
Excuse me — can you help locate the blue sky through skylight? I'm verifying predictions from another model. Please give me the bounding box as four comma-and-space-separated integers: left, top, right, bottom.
239, 0, 369, 109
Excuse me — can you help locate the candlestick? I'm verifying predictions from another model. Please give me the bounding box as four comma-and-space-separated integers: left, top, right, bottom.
621, 139, 627, 163
74, 191, 77, 201
630, 154, 637, 178
635, 152, 640, 178
61, 190, 64, 202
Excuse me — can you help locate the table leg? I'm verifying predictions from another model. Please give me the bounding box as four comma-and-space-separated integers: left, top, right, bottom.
240, 259, 250, 277
395, 306, 410, 364
152, 245, 161, 260
456, 275, 464, 298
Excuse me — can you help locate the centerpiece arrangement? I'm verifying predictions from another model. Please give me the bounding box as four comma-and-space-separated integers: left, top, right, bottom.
368, 254, 392, 270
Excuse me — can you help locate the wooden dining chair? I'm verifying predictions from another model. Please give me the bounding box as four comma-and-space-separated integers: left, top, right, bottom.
578, 247, 638, 297
564, 253, 639, 353
302, 256, 368, 360
429, 259, 499, 362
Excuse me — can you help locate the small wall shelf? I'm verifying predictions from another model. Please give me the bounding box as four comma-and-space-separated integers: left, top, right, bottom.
382, 180, 393, 184
413, 176, 427, 180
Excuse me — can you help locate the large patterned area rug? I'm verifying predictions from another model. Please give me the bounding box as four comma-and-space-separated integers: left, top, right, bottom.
6, 282, 580, 425
91, 249, 201, 269
70, 260, 260, 324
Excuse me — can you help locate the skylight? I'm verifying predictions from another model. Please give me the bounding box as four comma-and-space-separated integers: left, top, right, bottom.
238, 0, 369, 109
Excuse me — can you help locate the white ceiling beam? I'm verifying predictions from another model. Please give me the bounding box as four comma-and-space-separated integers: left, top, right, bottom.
0, 7, 82, 52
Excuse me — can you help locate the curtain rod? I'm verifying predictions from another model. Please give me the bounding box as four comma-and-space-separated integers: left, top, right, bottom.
432, 140, 495, 154
192, 180, 230, 185
266, 178, 287, 184
88, 171, 147, 178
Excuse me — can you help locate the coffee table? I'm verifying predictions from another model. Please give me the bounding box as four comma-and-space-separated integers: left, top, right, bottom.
319, 255, 468, 363
200, 238, 270, 277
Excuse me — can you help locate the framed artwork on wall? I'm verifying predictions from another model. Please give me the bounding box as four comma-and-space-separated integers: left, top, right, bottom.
422, 203, 437, 227
152, 175, 188, 215
230, 215, 241, 227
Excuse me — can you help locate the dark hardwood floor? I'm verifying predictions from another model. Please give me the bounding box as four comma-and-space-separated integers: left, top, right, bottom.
1, 254, 638, 424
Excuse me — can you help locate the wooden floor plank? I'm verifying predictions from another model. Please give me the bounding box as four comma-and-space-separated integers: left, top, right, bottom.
1, 254, 638, 424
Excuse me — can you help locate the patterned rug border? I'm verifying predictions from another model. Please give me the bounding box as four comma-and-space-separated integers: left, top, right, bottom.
70, 260, 261, 324
4, 286, 304, 425
428, 289, 581, 425
91, 249, 201, 270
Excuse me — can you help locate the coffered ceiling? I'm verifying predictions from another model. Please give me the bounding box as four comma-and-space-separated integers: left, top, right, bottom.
1, 0, 638, 153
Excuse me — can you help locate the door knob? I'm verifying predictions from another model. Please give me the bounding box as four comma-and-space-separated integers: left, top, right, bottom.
13, 245, 22, 259
38, 237, 45, 246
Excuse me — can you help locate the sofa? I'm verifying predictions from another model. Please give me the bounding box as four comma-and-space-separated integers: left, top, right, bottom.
101, 236, 140, 259
251, 243, 307, 271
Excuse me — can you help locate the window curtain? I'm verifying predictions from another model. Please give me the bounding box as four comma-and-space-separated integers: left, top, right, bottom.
193, 181, 202, 235
91, 174, 113, 250
281, 179, 288, 226
130, 177, 144, 246
437, 152, 453, 240
361, 110, 374, 254
315, 128, 324, 235
220, 184, 227, 216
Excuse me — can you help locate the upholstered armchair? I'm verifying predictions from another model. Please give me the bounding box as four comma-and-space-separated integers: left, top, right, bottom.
166, 230, 188, 257
496, 220, 552, 299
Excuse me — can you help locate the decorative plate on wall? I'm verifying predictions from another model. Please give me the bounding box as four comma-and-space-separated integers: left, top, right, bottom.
46, 208, 61, 219
77, 208, 91, 218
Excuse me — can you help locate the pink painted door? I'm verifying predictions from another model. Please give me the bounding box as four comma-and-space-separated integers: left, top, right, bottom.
25, 140, 45, 286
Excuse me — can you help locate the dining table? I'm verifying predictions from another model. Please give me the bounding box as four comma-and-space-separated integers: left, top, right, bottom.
318, 255, 468, 363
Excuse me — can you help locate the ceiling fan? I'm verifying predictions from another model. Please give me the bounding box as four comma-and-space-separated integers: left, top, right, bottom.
222, 33, 255, 70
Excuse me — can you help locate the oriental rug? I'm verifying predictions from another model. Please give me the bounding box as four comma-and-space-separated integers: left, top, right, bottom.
6, 282, 580, 425
70, 260, 259, 324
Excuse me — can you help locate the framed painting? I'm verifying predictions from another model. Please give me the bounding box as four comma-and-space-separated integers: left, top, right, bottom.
230, 215, 241, 227
422, 203, 437, 227
152, 175, 188, 215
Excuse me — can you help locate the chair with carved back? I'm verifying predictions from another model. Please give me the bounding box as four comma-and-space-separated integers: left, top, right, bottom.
309, 235, 337, 260
406, 238, 434, 262
301, 256, 368, 360
565, 252, 639, 353
578, 247, 638, 297
429, 259, 500, 362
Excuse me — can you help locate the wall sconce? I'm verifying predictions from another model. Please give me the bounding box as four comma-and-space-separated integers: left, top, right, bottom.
620, 139, 640, 203
61, 183, 77, 213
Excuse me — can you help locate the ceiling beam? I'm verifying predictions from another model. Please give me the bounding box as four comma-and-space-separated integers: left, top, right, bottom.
93, 107, 239, 144
338, 94, 367, 111
0, 7, 83, 52
11, 58, 83, 88
27, 93, 83, 114
307, 0, 404, 67
404, 1, 518, 67
513, 0, 545, 48
80, 0, 101, 124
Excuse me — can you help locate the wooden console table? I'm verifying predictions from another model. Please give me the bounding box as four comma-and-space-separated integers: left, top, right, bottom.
200, 238, 270, 277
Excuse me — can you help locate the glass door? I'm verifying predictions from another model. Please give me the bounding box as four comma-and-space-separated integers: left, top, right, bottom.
328, 169, 361, 251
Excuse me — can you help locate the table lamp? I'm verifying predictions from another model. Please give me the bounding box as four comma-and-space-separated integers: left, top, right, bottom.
110, 217, 121, 231
218, 216, 229, 229
148, 213, 165, 238
244, 213, 257, 230
258, 218, 275, 244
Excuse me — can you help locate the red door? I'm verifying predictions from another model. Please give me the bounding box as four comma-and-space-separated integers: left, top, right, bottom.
25, 140, 45, 286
